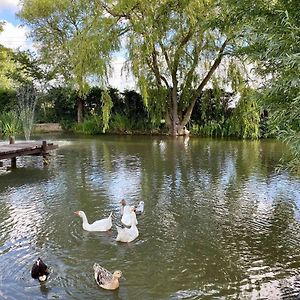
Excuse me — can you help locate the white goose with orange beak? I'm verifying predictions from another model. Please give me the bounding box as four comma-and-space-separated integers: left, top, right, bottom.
74, 211, 112, 231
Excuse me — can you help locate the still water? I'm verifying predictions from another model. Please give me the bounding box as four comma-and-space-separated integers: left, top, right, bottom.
0, 135, 300, 300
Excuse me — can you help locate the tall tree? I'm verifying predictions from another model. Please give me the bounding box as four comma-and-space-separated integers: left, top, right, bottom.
19, 0, 120, 122
100, 0, 249, 135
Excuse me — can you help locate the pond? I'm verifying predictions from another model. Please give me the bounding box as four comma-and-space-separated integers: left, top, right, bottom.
1, 135, 300, 299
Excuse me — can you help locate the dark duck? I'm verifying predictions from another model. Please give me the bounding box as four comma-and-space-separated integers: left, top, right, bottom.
31, 258, 50, 282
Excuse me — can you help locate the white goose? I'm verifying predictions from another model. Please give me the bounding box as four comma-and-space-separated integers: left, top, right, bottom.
120, 200, 137, 227
93, 263, 122, 290
135, 201, 144, 215
120, 199, 127, 215
74, 211, 112, 232
116, 209, 139, 243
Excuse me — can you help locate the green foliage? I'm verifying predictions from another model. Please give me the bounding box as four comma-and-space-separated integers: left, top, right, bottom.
235, 0, 300, 172
84, 86, 103, 116
190, 88, 234, 137
109, 113, 131, 132
115, 0, 250, 133
60, 118, 75, 131
35, 86, 77, 124
191, 122, 224, 137
0, 45, 16, 90
0, 111, 20, 138
101, 90, 113, 133
73, 114, 102, 135
276, 129, 300, 174
227, 91, 260, 139
0, 89, 17, 112
9, 50, 54, 85
146, 88, 168, 128
19, 0, 120, 98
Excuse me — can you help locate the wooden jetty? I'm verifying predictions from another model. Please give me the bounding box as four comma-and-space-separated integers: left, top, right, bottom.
0, 140, 58, 169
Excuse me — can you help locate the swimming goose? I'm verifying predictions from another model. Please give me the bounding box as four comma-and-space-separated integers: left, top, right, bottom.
120, 199, 127, 215
116, 209, 139, 242
135, 201, 144, 215
74, 211, 112, 232
93, 263, 122, 290
121, 201, 137, 227
31, 258, 49, 282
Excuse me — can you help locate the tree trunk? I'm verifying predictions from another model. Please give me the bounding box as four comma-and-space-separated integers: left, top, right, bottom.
77, 97, 84, 123
167, 89, 191, 136
166, 91, 197, 136
169, 87, 179, 136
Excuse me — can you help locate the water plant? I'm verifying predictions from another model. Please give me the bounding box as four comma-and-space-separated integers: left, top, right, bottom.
73, 114, 102, 135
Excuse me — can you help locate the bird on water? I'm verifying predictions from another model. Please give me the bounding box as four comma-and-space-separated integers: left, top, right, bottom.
93, 263, 122, 290
31, 258, 50, 282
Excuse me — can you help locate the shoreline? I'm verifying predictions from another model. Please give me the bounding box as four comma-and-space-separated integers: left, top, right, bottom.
33, 123, 63, 133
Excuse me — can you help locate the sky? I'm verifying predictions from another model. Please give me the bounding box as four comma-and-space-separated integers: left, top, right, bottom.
0, 0, 30, 50
0, 0, 136, 91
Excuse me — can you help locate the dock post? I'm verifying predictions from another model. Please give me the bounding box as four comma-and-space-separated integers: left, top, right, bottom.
42, 141, 49, 166
42, 140, 47, 151
9, 136, 17, 169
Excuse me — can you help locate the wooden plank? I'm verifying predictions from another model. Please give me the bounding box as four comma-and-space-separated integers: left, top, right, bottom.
0, 141, 58, 161
0, 146, 39, 154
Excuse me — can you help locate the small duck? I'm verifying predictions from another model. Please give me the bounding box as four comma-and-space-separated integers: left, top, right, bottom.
31, 258, 50, 282
74, 211, 112, 232
134, 201, 144, 215
93, 263, 122, 290
116, 208, 139, 243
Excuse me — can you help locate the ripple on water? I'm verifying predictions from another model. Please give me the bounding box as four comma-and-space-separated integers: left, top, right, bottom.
170, 289, 204, 299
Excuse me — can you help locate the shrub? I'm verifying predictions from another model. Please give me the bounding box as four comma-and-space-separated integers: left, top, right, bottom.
73, 114, 102, 135
0, 111, 20, 138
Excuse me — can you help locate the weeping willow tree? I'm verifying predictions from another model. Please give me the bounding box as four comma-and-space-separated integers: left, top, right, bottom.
19, 0, 120, 123
99, 0, 252, 136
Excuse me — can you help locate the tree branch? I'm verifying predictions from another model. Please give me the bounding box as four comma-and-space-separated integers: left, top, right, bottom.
181, 39, 228, 125
99, 0, 139, 19
172, 28, 194, 80
195, 39, 228, 96
181, 42, 202, 97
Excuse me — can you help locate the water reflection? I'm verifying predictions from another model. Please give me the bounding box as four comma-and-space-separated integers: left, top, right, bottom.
0, 136, 300, 299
